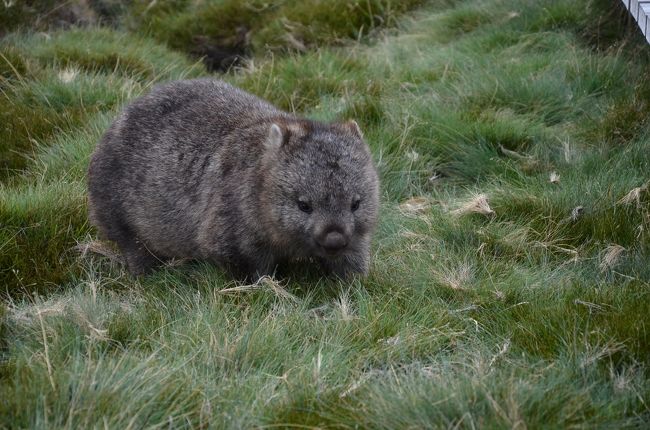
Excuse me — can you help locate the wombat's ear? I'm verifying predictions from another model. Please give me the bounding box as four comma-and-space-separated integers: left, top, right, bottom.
265, 123, 285, 150
345, 120, 363, 139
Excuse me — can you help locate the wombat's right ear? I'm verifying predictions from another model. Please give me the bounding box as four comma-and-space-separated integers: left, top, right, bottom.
344, 120, 363, 139
265, 123, 285, 150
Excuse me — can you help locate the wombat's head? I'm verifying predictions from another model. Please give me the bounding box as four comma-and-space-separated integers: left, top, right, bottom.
260, 119, 379, 260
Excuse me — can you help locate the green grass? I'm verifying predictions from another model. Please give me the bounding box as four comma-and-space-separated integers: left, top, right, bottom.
127, 0, 433, 53
0, 28, 201, 178
2, 0, 650, 427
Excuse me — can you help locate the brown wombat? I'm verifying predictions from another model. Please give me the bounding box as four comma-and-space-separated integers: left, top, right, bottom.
87, 79, 379, 279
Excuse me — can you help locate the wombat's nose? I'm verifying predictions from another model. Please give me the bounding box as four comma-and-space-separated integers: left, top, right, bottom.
319, 231, 348, 254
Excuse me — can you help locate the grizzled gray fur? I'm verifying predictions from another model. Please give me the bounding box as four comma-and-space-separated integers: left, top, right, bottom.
88, 78, 379, 279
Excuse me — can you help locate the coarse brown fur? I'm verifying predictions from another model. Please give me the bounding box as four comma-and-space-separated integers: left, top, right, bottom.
87, 78, 379, 279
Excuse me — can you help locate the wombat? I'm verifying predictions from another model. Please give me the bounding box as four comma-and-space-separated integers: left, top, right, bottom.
87, 78, 380, 279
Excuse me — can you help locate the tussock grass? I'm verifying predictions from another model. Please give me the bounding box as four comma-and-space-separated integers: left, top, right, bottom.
128, 0, 435, 55
2, 0, 650, 427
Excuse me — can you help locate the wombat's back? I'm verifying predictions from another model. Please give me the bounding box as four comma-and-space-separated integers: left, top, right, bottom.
102, 79, 279, 156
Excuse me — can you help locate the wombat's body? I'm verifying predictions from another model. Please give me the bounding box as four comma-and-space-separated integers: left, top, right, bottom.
88, 79, 379, 279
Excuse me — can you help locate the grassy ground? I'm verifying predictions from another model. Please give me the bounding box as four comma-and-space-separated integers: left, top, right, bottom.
2, 0, 650, 427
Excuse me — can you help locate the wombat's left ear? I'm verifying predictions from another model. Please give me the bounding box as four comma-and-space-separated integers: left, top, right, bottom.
265, 123, 285, 150
345, 120, 363, 139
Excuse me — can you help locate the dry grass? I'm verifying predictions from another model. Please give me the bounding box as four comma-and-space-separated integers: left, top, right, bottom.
217, 275, 299, 302
451, 194, 495, 217
600, 244, 626, 272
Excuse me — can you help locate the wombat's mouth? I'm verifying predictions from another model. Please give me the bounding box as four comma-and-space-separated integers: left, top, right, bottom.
322, 248, 345, 257
314, 244, 350, 259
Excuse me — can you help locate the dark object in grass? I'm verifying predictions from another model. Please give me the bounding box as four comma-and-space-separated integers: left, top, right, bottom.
87, 79, 380, 279
199, 44, 247, 73
192, 27, 250, 73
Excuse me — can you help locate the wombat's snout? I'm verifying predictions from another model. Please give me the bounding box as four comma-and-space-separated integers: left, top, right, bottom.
317, 230, 348, 255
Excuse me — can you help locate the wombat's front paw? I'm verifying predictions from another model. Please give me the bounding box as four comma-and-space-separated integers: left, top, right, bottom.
320, 252, 370, 280
116, 237, 164, 276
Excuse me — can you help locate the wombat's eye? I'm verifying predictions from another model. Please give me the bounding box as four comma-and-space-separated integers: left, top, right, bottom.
297, 200, 313, 214
351, 199, 361, 212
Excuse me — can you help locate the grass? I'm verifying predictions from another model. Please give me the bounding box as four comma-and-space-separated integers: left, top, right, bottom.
127, 0, 433, 53
1, 0, 650, 427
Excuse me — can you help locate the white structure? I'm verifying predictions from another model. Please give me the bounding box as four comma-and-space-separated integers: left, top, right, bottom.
623, 1, 650, 43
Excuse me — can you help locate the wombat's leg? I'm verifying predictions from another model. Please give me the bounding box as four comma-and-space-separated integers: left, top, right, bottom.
117, 238, 162, 276
94, 209, 161, 275
219, 252, 277, 282
320, 247, 370, 280
246, 256, 279, 281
